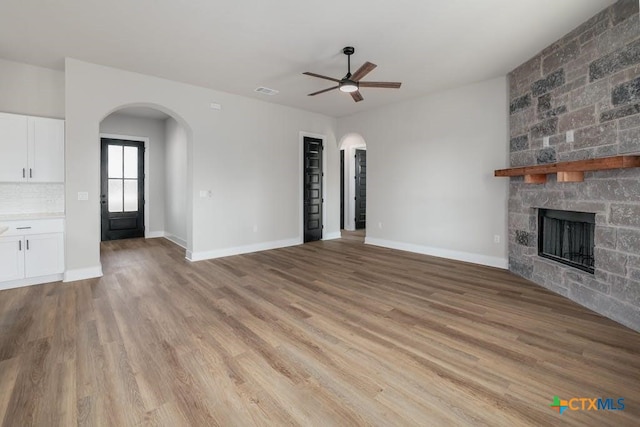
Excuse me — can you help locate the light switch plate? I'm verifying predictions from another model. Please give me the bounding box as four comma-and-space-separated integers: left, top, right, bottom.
77, 192, 89, 201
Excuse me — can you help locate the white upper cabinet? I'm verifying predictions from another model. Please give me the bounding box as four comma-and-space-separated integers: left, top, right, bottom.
0, 112, 65, 183
30, 117, 65, 182
0, 113, 29, 181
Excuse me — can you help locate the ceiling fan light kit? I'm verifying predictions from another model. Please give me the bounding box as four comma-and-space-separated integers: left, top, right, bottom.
339, 80, 359, 93
303, 46, 402, 102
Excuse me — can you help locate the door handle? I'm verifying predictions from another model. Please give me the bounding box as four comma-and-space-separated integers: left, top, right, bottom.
22, 168, 25, 178
18, 240, 21, 251
26, 240, 29, 250
29, 168, 32, 178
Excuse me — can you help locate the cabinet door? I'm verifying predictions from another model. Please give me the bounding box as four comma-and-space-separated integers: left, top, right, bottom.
29, 117, 65, 182
0, 236, 25, 282
0, 113, 28, 182
24, 233, 64, 278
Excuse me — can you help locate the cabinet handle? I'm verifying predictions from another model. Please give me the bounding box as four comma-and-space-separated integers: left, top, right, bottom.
29, 168, 32, 178
22, 168, 25, 178
18, 240, 21, 251
16, 227, 31, 230
26, 240, 29, 250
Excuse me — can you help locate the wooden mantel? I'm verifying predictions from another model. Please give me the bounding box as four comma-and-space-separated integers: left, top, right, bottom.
494, 155, 640, 183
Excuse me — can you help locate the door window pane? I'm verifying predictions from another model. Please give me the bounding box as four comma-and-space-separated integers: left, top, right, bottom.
123, 179, 138, 212
108, 145, 123, 178
123, 146, 138, 179
108, 179, 123, 212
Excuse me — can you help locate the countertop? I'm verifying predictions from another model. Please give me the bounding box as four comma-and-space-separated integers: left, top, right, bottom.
0, 212, 65, 221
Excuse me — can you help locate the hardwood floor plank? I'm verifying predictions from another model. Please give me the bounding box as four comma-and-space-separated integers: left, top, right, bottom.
0, 236, 638, 426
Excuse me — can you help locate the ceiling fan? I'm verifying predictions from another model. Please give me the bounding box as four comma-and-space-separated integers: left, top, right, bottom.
303, 47, 402, 102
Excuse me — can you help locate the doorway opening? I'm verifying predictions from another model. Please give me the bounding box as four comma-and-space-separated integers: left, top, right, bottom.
339, 133, 367, 238
99, 106, 189, 251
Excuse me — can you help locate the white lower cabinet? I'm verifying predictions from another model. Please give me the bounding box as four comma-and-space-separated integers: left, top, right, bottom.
0, 219, 64, 290
0, 236, 24, 282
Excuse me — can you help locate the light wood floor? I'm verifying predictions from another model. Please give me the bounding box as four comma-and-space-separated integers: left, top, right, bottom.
1, 237, 639, 426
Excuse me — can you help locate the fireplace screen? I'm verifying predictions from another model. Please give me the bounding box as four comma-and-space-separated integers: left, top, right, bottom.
538, 209, 595, 274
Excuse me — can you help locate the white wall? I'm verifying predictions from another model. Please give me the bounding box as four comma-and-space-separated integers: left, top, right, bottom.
338, 77, 509, 268
164, 117, 187, 247
339, 134, 367, 231
99, 113, 167, 236
0, 58, 64, 118
65, 59, 339, 279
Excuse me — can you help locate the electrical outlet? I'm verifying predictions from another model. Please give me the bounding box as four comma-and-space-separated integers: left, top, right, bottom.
77, 192, 89, 201
494, 235, 501, 244
566, 130, 574, 143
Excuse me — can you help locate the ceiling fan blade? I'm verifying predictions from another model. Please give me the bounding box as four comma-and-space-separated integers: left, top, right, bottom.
308, 86, 340, 96
303, 72, 341, 83
351, 91, 364, 102
358, 81, 402, 88
351, 62, 377, 81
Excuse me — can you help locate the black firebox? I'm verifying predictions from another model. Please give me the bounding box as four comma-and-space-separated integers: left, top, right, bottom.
538, 209, 595, 274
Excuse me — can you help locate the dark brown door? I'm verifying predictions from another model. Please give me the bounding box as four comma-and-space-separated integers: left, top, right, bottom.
355, 149, 366, 230
101, 138, 145, 241
303, 137, 323, 242
340, 149, 345, 230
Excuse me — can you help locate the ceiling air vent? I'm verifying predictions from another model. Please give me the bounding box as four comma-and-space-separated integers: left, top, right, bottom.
255, 87, 279, 96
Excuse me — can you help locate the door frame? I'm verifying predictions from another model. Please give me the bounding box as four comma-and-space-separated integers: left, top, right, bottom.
100, 133, 150, 238
299, 131, 327, 242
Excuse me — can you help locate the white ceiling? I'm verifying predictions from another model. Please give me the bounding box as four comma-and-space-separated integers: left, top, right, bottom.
0, 0, 615, 118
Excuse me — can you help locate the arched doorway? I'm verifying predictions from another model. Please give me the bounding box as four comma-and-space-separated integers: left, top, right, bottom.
98, 104, 190, 255
339, 133, 367, 236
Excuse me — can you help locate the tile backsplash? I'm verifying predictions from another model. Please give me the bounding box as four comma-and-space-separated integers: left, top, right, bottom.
0, 183, 65, 215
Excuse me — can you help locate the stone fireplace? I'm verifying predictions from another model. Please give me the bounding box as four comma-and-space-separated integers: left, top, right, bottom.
507, 0, 640, 331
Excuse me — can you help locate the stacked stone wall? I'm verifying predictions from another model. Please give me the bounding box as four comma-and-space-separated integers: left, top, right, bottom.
508, 0, 640, 331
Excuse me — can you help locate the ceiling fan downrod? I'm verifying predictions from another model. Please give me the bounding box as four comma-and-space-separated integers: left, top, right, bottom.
343, 46, 354, 79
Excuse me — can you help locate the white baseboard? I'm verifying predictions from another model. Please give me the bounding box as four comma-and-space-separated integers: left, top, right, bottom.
146, 231, 165, 239
187, 238, 301, 262
164, 233, 187, 248
323, 231, 342, 240
364, 237, 508, 269
0, 273, 64, 291
63, 265, 103, 282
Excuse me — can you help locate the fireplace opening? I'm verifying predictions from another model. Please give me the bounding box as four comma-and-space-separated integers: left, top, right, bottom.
538, 209, 595, 274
